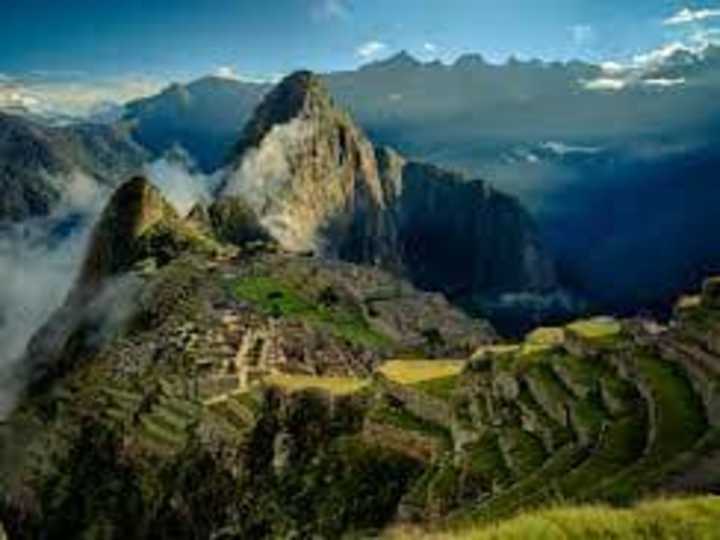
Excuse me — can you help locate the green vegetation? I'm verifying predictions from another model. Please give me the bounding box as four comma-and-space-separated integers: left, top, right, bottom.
501, 428, 547, 478
561, 411, 647, 496
551, 352, 609, 398
635, 354, 707, 459
232, 275, 391, 348
463, 432, 511, 488
368, 402, 452, 444
378, 360, 466, 385
525, 327, 565, 346
412, 375, 459, 402
387, 497, 720, 540
566, 317, 622, 340
264, 373, 370, 396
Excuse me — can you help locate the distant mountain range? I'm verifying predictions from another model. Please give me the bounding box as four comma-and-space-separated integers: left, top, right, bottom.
118, 46, 720, 315
4, 46, 720, 319
0, 112, 147, 222
6, 71, 720, 539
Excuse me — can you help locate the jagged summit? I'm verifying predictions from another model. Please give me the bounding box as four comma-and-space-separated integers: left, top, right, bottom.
218, 71, 557, 306
454, 53, 488, 69
232, 70, 337, 155
219, 70, 392, 260
361, 50, 423, 71
76, 176, 179, 292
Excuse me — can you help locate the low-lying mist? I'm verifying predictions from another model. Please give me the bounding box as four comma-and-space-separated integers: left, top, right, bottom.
0, 156, 214, 419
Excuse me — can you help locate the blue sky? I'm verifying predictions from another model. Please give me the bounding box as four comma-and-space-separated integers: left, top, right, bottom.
1, 0, 720, 114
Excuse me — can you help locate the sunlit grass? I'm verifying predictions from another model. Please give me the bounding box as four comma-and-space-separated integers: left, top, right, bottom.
232, 275, 391, 347
378, 360, 466, 385
385, 497, 720, 540
676, 295, 702, 311
472, 345, 520, 359
525, 327, 565, 346
566, 317, 622, 340
264, 373, 369, 395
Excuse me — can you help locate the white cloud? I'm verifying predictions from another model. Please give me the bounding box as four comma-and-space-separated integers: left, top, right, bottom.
632, 41, 694, 68
311, 0, 350, 21
570, 24, 595, 47
643, 77, 687, 87
600, 61, 629, 75
215, 66, 239, 80
586, 35, 712, 91
664, 7, 720, 25
689, 26, 720, 46
223, 118, 325, 253
356, 40, 388, 59
423, 42, 438, 54
541, 141, 603, 155
0, 171, 110, 418
145, 154, 222, 217
582, 77, 628, 91
0, 74, 165, 120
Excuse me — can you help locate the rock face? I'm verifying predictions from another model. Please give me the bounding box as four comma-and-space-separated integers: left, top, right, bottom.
207, 196, 271, 246
380, 156, 556, 297
76, 176, 182, 293
221, 71, 395, 265
219, 71, 556, 302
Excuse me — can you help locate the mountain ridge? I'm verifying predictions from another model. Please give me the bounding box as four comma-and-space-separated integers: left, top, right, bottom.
216, 71, 557, 312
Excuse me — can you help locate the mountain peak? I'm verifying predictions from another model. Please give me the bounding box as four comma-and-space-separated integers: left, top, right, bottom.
75, 176, 179, 293
362, 50, 422, 71
232, 70, 334, 153
454, 53, 488, 69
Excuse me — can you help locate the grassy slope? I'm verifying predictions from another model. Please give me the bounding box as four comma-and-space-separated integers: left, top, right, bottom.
378, 360, 466, 384
232, 274, 391, 348
387, 497, 720, 540
264, 373, 370, 395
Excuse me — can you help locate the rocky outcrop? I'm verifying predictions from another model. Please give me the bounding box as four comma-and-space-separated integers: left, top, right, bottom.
218, 71, 557, 304
207, 196, 271, 247
221, 71, 395, 265
75, 176, 182, 293
385, 161, 556, 298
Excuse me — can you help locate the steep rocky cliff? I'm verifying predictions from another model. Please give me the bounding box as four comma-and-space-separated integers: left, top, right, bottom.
218, 71, 556, 306
377, 152, 557, 298
221, 71, 395, 265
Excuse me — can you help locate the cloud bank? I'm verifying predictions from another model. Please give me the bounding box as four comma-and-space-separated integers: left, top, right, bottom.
0, 173, 110, 418
222, 118, 324, 252
145, 152, 222, 216
664, 7, 720, 26
356, 41, 388, 59
0, 73, 165, 121
0, 155, 221, 418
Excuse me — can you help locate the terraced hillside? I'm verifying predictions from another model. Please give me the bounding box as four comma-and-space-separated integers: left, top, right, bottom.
366, 309, 720, 529
3, 175, 720, 538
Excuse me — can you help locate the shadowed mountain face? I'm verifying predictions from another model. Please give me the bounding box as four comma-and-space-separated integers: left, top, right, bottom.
0, 112, 148, 222
120, 47, 720, 316
217, 72, 556, 312
123, 76, 270, 172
